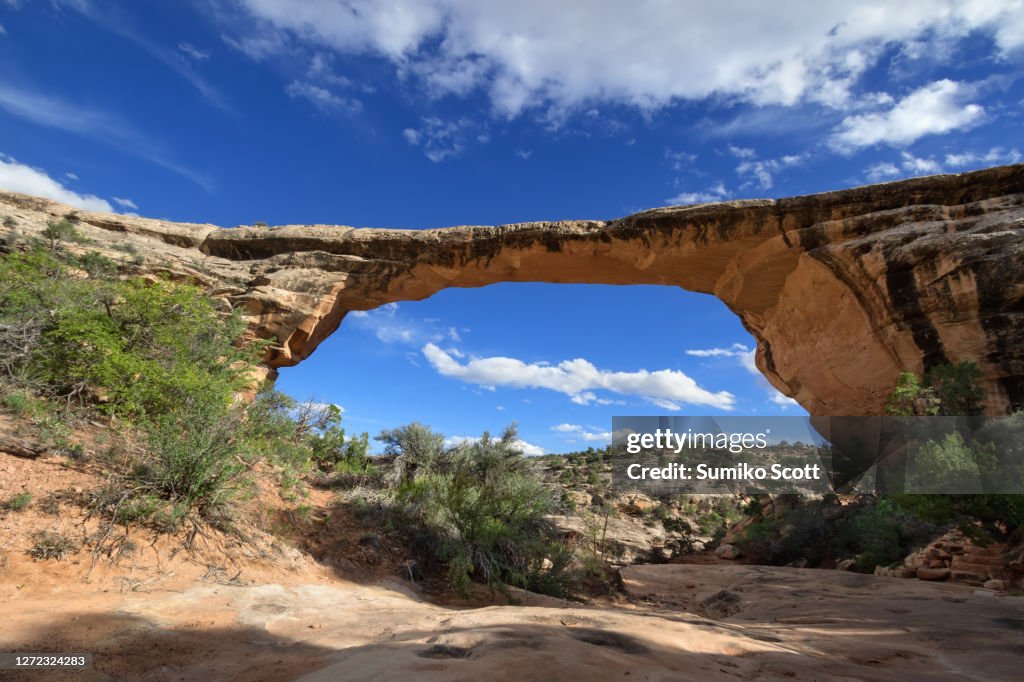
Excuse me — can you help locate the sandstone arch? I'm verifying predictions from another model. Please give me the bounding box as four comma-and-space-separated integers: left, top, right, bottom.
2, 164, 1022, 415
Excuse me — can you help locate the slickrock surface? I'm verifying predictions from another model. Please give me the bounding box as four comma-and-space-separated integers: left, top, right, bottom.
2, 164, 1022, 415
2, 565, 1022, 680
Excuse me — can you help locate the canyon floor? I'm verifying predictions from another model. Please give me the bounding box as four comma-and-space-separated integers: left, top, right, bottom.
2, 434, 1023, 681
2, 558, 1023, 681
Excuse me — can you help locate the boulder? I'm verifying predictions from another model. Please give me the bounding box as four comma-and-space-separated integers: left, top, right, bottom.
715, 544, 740, 560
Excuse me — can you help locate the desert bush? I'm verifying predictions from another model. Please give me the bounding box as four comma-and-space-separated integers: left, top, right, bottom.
386, 423, 573, 597
377, 422, 445, 485
4, 492, 32, 511
29, 531, 79, 560
134, 402, 248, 522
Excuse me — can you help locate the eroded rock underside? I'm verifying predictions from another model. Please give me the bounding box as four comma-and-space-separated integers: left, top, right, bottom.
2, 164, 1023, 415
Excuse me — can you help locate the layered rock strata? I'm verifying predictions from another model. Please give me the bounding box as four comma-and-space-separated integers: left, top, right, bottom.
2, 164, 1022, 415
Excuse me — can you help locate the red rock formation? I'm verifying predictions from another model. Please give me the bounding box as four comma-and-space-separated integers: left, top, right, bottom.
2, 164, 1022, 415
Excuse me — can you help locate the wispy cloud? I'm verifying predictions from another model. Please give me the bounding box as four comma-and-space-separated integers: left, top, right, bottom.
285, 81, 362, 114
403, 116, 483, 162
55, 0, 229, 111
0, 82, 213, 191
111, 196, 138, 210
177, 42, 210, 61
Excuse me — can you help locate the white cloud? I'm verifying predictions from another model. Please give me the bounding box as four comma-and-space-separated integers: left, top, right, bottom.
52, 1, 228, 110
112, 196, 138, 210
514, 149, 533, 160
648, 398, 682, 411
728, 145, 756, 159
222, 30, 289, 60
770, 393, 800, 409
299, 400, 344, 414
444, 435, 546, 456
687, 341, 805, 410
178, 42, 210, 61
665, 149, 697, 171
403, 116, 481, 162
0, 83, 213, 191
0, 153, 113, 211
736, 153, 807, 190
898, 151, 941, 175
668, 182, 731, 205
0, 22, 6, 36
308, 52, 352, 87
685, 343, 751, 359
864, 146, 1020, 184
226, 1, 1024, 117
423, 343, 735, 409
944, 146, 1022, 168
551, 424, 612, 442
865, 161, 901, 182
349, 303, 468, 348
285, 81, 362, 113
64, 172, 79, 181
830, 79, 985, 151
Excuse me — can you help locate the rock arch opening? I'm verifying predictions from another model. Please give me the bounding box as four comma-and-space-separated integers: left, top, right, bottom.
272, 282, 799, 449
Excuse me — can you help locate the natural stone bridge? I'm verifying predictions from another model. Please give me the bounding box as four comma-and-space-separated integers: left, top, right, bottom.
2, 164, 1022, 416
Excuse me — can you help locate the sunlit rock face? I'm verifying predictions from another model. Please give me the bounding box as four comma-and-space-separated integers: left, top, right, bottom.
2, 164, 1022, 416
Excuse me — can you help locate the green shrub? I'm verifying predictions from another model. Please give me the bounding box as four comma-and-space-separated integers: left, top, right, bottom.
3, 215, 16, 228
42, 219, 81, 248
29, 531, 79, 560
387, 423, 573, 597
4, 492, 32, 511
135, 403, 247, 522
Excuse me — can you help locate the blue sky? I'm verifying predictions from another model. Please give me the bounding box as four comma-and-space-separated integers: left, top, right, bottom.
1, 1, 1022, 453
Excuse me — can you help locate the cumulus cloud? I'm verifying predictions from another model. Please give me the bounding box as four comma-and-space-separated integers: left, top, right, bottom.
422, 343, 735, 409
0, 153, 113, 211
829, 79, 985, 151
224, 1, 1023, 117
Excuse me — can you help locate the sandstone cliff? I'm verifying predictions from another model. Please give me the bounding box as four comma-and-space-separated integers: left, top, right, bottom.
2, 164, 1022, 415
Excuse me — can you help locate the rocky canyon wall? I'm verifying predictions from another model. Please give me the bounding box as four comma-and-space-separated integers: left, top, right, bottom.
1, 164, 1022, 416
